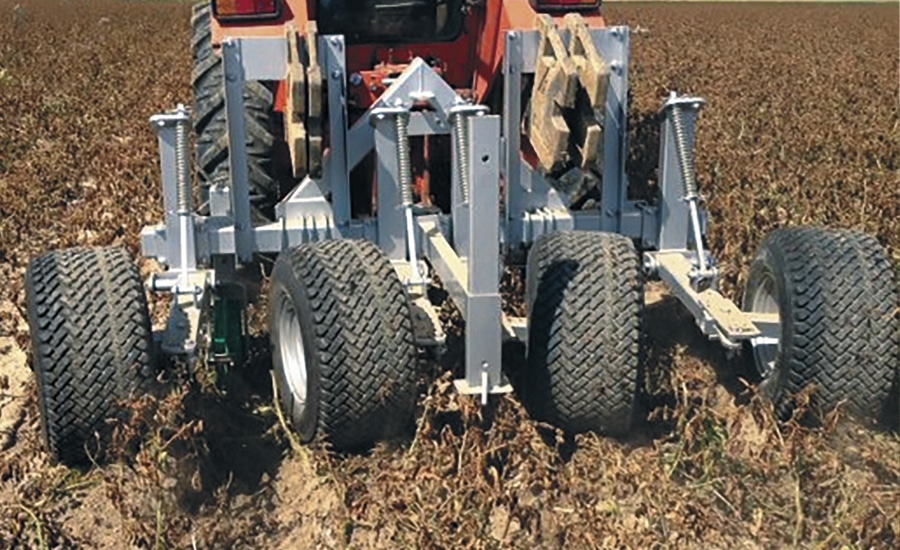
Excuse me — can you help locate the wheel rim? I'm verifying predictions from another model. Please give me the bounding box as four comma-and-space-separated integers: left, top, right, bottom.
748, 273, 782, 380
277, 291, 308, 414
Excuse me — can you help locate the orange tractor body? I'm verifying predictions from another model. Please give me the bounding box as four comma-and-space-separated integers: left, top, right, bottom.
210, 0, 605, 109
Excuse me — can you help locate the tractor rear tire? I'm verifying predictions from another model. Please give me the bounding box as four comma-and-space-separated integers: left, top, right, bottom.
191, 1, 279, 220
742, 227, 899, 424
25, 247, 156, 465
524, 231, 645, 436
269, 240, 419, 450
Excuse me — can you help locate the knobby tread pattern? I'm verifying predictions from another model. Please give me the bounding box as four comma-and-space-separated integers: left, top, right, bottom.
25, 247, 155, 465
745, 227, 899, 422
525, 231, 644, 436
278, 240, 419, 449
191, 2, 278, 219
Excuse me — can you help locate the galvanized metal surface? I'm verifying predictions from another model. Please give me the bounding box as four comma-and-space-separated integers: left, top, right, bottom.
140, 30, 768, 397
222, 39, 254, 264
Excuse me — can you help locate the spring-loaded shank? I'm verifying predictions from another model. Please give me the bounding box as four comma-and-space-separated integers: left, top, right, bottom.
372, 107, 423, 286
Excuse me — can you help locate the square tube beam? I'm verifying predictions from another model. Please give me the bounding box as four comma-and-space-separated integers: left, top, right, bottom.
463, 115, 504, 394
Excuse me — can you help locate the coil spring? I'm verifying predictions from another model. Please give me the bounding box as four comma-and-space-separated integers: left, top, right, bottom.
175, 113, 192, 213
451, 112, 471, 203
395, 112, 413, 206
670, 105, 698, 199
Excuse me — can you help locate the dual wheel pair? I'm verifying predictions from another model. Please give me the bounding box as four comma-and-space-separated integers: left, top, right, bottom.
522, 227, 900, 431
22, 241, 420, 464
25, 228, 898, 464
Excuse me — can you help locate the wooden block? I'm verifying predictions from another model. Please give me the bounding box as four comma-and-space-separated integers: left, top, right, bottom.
285, 24, 308, 180
528, 15, 578, 174
564, 13, 609, 109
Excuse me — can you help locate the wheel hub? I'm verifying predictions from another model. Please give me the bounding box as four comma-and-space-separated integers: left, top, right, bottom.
277, 291, 308, 413
748, 273, 781, 380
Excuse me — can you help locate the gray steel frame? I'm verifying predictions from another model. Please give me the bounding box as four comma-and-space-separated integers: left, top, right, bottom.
502, 26, 658, 249
141, 25, 776, 397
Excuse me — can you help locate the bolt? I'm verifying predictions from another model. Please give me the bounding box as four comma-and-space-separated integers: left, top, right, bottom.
508, 32, 517, 40
349, 73, 363, 86
376, 113, 385, 121
611, 29, 620, 39
331, 69, 341, 80
330, 37, 340, 46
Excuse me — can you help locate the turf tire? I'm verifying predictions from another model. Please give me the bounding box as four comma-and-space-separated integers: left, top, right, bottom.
524, 231, 644, 436
742, 227, 899, 424
269, 240, 419, 450
25, 247, 156, 465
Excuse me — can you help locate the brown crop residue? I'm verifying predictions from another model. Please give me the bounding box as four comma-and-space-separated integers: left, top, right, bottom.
0, 1, 898, 548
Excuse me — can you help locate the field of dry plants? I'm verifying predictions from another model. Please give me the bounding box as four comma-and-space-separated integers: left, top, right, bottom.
0, 1, 898, 548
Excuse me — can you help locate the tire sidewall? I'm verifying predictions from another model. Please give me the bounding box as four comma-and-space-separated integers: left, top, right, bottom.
270, 258, 320, 442
744, 244, 793, 406
24, 266, 53, 452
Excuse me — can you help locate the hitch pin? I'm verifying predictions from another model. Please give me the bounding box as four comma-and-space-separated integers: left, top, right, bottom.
481, 362, 489, 406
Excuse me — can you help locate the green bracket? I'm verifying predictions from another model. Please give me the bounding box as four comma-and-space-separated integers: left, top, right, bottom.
210, 295, 246, 368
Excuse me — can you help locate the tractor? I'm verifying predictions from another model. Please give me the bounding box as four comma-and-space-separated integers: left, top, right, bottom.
25, 0, 899, 464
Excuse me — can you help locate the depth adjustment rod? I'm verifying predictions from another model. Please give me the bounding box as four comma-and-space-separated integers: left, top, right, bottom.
371, 104, 424, 289
149, 103, 202, 299
662, 92, 713, 289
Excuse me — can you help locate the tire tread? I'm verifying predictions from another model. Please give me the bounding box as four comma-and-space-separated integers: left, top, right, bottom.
25, 247, 154, 464
525, 231, 644, 435
279, 240, 419, 449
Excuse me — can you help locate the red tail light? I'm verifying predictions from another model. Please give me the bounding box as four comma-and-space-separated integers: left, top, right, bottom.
529, 0, 601, 11
213, 0, 280, 20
